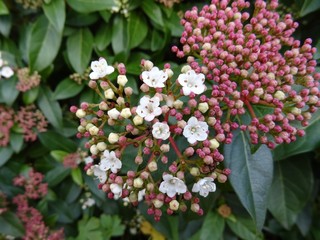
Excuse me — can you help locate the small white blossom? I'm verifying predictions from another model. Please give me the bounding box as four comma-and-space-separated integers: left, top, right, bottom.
108, 108, 120, 119
136, 96, 162, 121
120, 108, 132, 118
110, 183, 122, 199
0, 66, 14, 78
152, 122, 170, 140
89, 57, 114, 79
104, 89, 115, 99
81, 197, 95, 209
141, 67, 168, 88
92, 165, 107, 183
192, 177, 216, 197
183, 117, 208, 144
117, 75, 128, 86
108, 132, 119, 144
84, 156, 93, 164
159, 174, 187, 198
178, 70, 206, 95
100, 150, 122, 173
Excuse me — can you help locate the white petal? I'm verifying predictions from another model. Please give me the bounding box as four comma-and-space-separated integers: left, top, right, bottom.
89, 71, 99, 80
1, 66, 14, 78
192, 183, 200, 193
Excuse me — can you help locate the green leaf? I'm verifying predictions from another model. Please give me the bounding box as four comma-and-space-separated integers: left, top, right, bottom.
0, 212, 24, 237
49, 200, 81, 223
127, 12, 148, 49
94, 24, 112, 51
111, 15, 129, 55
66, 0, 115, 13
224, 130, 273, 230
199, 212, 225, 240
227, 217, 263, 240
100, 215, 125, 238
43, 0, 66, 33
0, 15, 12, 37
66, 28, 93, 74
50, 150, 69, 162
22, 86, 39, 104
28, 16, 62, 72
0, 147, 13, 167
37, 86, 63, 129
0, 0, 9, 15
300, 0, 320, 16
45, 165, 71, 187
0, 75, 19, 106
38, 130, 77, 152
53, 78, 84, 100
267, 156, 313, 229
9, 132, 24, 153
77, 216, 102, 240
151, 29, 165, 51
141, 0, 164, 28
71, 168, 84, 186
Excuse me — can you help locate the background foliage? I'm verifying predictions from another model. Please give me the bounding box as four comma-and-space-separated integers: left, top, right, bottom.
0, 0, 320, 239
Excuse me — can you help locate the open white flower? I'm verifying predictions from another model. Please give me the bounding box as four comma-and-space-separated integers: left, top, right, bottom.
84, 156, 93, 164
100, 150, 122, 173
159, 174, 187, 198
92, 165, 107, 183
110, 183, 122, 199
142, 67, 168, 88
136, 96, 162, 121
0, 66, 14, 78
89, 57, 114, 79
192, 177, 216, 197
152, 122, 170, 140
183, 117, 208, 144
178, 70, 205, 95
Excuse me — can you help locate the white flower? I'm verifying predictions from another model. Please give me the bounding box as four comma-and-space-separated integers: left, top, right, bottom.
183, 117, 208, 144
117, 75, 128, 86
0, 66, 14, 78
110, 183, 122, 199
81, 197, 95, 209
136, 96, 162, 121
89, 57, 114, 79
108, 108, 120, 120
178, 70, 205, 95
84, 156, 93, 164
141, 67, 168, 88
159, 174, 187, 198
100, 150, 122, 173
92, 165, 107, 183
192, 177, 216, 197
152, 122, 170, 140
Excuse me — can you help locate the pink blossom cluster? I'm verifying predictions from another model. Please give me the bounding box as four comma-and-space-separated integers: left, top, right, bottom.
0, 192, 8, 215
0, 105, 15, 147
72, 58, 230, 220
63, 152, 81, 169
13, 169, 64, 240
173, 0, 320, 148
16, 67, 41, 92
15, 105, 48, 142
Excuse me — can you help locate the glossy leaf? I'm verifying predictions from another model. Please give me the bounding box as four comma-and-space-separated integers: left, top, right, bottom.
53, 78, 84, 100
127, 12, 148, 49
0, 15, 11, 37
0, 212, 24, 237
50, 150, 69, 162
94, 24, 112, 51
9, 132, 24, 153
43, 0, 66, 33
0, 0, 9, 15
300, 0, 320, 16
71, 168, 84, 186
22, 86, 39, 105
224, 130, 273, 230
0, 147, 13, 167
38, 130, 77, 152
37, 86, 63, 129
141, 0, 164, 28
0, 75, 19, 106
227, 217, 263, 240
199, 212, 225, 240
267, 156, 313, 229
111, 15, 129, 55
28, 16, 62, 72
66, 28, 93, 74
66, 0, 114, 13
45, 165, 71, 187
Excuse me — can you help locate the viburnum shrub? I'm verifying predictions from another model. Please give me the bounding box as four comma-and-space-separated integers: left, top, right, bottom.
72, 0, 320, 221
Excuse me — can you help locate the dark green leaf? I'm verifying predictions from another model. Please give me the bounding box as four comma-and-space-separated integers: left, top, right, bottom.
199, 212, 225, 240
141, 0, 164, 28
53, 78, 84, 100
224, 130, 273, 230
45, 165, 71, 187
94, 24, 112, 51
28, 16, 62, 72
66, 0, 115, 13
99, 10, 112, 23
0, 75, 19, 106
22, 86, 39, 105
77, 216, 102, 240
39, 130, 77, 152
67, 12, 99, 27
71, 168, 84, 186
9, 132, 24, 153
0, 0, 9, 15
49, 200, 81, 223
151, 29, 165, 51
127, 12, 148, 49
43, 0, 66, 33
37, 86, 63, 129
267, 156, 313, 229
0, 147, 13, 167
50, 150, 69, 162
0, 15, 11, 37
0, 212, 24, 237
100, 215, 125, 238
66, 28, 93, 74
111, 15, 129, 55
300, 0, 320, 16
227, 217, 263, 240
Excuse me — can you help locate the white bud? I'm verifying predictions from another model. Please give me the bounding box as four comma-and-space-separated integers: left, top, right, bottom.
108, 133, 119, 144
133, 115, 143, 125
234, 12, 241, 19
133, 177, 144, 188
169, 200, 180, 211
89, 126, 99, 136
153, 199, 164, 208
97, 142, 107, 151
165, 68, 174, 78
90, 145, 99, 155
144, 60, 154, 70
120, 108, 132, 118
173, 100, 183, 109
274, 90, 286, 100
198, 102, 209, 113
77, 125, 86, 133
209, 139, 220, 149
117, 75, 128, 86
208, 117, 217, 126
76, 109, 86, 118
116, 97, 125, 106
190, 167, 200, 176
104, 89, 115, 99
160, 144, 170, 153
181, 65, 192, 73
254, 88, 264, 97
108, 108, 120, 119
148, 161, 158, 172
291, 107, 301, 115
128, 192, 138, 202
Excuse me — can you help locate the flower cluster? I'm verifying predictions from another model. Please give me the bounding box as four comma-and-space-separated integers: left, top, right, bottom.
0, 55, 14, 79
16, 67, 41, 92
63, 152, 81, 169
72, 58, 230, 220
13, 169, 64, 240
0, 105, 15, 147
157, 0, 181, 8
15, 0, 43, 10
173, 0, 320, 148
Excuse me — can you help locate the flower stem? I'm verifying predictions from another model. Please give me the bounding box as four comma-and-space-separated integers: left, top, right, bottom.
244, 100, 257, 119
168, 136, 184, 164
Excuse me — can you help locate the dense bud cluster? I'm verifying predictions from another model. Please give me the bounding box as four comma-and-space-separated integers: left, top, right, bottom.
173, 0, 320, 148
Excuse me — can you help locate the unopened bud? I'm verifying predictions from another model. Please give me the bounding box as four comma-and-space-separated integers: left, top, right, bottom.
169, 200, 180, 211
90, 145, 99, 155
76, 109, 86, 118
108, 133, 119, 144
198, 102, 209, 113
190, 167, 200, 176
120, 108, 132, 118
274, 90, 286, 100
209, 139, 220, 149
89, 126, 99, 135
97, 142, 107, 151
117, 75, 128, 86
104, 89, 115, 99
148, 161, 158, 172
133, 115, 143, 125
108, 108, 120, 119
133, 177, 144, 188
173, 100, 183, 109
